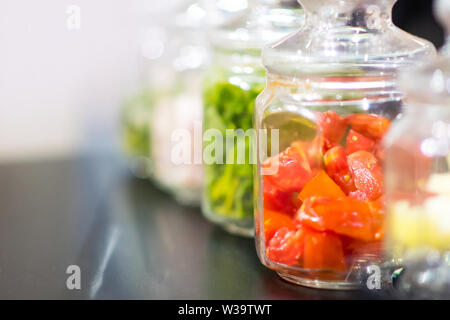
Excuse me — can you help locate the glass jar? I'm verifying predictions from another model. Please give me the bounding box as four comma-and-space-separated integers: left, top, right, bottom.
254, 0, 436, 289
122, 0, 225, 205
384, 0, 450, 299
121, 1, 185, 179
202, 0, 304, 236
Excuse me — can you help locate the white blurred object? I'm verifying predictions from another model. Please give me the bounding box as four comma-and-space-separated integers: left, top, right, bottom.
0, 0, 171, 163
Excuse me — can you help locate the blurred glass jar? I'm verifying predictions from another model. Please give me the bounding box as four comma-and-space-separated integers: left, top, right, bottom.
202, 0, 304, 236
121, 0, 230, 205
384, 0, 450, 299
254, 0, 435, 289
121, 1, 185, 179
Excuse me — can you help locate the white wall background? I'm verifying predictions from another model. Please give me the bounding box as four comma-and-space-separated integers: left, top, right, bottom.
0, 0, 183, 163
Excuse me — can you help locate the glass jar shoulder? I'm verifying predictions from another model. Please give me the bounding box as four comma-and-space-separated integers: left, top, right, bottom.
203, 56, 266, 133
204, 50, 266, 85
256, 72, 403, 126
262, 24, 436, 76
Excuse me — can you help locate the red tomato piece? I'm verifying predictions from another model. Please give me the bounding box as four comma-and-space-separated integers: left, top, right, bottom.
293, 138, 323, 173
263, 143, 313, 193
266, 227, 304, 266
346, 129, 375, 155
349, 190, 369, 201
299, 171, 345, 202
368, 200, 385, 241
324, 146, 356, 194
297, 197, 376, 241
293, 136, 336, 175
264, 209, 296, 245
342, 237, 382, 258
347, 151, 384, 201
318, 111, 348, 144
263, 177, 299, 214
303, 228, 347, 271
346, 114, 390, 140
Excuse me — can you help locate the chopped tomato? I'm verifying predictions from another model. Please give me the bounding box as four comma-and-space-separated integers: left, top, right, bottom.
375, 195, 385, 206
263, 177, 299, 214
264, 209, 296, 245
346, 114, 390, 140
324, 146, 356, 194
368, 200, 385, 241
342, 237, 382, 257
342, 237, 366, 255
266, 227, 304, 266
263, 143, 313, 193
303, 228, 346, 271
295, 139, 325, 173
299, 171, 345, 202
318, 111, 348, 144
292, 135, 338, 176
291, 141, 321, 174
346, 129, 375, 155
349, 190, 369, 201
347, 151, 383, 201
297, 197, 377, 241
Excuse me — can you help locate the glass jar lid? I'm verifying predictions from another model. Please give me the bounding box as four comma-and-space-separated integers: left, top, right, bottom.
210, 0, 305, 52
262, 0, 436, 75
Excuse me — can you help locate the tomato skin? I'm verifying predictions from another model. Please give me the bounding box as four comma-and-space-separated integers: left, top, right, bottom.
303, 228, 346, 271
294, 136, 337, 174
349, 190, 369, 201
347, 151, 384, 201
263, 143, 313, 193
346, 129, 375, 155
368, 200, 385, 241
318, 111, 348, 144
299, 171, 345, 202
266, 227, 304, 266
297, 197, 376, 241
263, 177, 299, 214
346, 114, 390, 140
342, 237, 382, 258
264, 209, 296, 245
324, 146, 356, 194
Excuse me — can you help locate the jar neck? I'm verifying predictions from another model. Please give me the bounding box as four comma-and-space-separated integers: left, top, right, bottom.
212, 46, 265, 70
299, 0, 395, 29
211, 0, 303, 52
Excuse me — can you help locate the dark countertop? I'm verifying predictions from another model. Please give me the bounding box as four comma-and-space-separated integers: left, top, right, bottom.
0, 155, 375, 299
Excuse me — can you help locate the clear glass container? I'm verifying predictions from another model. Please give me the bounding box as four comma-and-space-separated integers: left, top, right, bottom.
255, 0, 436, 289
202, 0, 304, 236
121, 1, 185, 179
122, 0, 225, 205
384, 0, 450, 299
